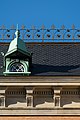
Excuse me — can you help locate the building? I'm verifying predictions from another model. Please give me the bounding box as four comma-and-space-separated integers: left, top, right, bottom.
0, 26, 80, 119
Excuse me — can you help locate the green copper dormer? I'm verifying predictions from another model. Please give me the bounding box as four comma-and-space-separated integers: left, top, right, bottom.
3, 26, 32, 76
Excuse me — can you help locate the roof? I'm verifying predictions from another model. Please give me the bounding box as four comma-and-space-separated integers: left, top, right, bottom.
0, 42, 80, 76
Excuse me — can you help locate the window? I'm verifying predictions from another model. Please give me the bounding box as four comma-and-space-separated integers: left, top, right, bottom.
10, 62, 24, 72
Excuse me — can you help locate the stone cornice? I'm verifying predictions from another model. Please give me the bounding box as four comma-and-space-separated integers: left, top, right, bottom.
0, 76, 79, 86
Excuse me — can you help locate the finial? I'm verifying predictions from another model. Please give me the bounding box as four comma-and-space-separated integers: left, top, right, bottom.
15, 24, 20, 38
17, 24, 18, 31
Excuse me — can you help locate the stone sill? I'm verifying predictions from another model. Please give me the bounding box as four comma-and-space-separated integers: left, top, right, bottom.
0, 108, 80, 115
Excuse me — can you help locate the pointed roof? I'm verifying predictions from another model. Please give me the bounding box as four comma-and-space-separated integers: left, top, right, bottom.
5, 26, 31, 57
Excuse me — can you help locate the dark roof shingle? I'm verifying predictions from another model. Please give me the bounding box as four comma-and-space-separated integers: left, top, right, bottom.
0, 42, 80, 76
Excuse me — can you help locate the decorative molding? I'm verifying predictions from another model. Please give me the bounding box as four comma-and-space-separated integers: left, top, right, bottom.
6, 91, 25, 96
33, 91, 53, 96
61, 90, 80, 95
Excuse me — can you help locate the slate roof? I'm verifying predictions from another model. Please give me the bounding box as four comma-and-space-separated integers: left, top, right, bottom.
0, 42, 80, 76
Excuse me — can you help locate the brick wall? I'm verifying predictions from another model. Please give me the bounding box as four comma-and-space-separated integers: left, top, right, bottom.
0, 116, 80, 120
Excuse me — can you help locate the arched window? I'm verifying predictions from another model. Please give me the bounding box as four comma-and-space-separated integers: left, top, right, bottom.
10, 62, 24, 72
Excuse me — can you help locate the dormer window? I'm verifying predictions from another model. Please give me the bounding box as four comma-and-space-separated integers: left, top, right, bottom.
3, 26, 32, 76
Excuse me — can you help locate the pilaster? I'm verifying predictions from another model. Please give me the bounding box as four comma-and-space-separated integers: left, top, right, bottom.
53, 87, 62, 108
0, 87, 6, 107
25, 87, 34, 107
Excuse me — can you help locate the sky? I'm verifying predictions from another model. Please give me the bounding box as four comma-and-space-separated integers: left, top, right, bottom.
0, 0, 80, 28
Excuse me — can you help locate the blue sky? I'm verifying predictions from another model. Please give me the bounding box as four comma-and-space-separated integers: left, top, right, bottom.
0, 0, 80, 28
